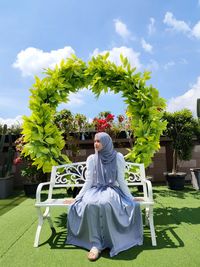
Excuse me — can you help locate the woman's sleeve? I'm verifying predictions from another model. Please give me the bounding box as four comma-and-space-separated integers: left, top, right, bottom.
116, 153, 133, 199
75, 155, 94, 200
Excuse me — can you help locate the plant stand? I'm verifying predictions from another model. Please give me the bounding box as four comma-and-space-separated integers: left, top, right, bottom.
0, 175, 14, 198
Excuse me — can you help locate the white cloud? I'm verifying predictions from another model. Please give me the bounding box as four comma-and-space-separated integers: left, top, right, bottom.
141, 38, 153, 53
148, 17, 156, 35
13, 46, 75, 77
67, 92, 85, 106
163, 11, 200, 40
162, 58, 187, 71
164, 61, 175, 70
58, 91, 86, 110
167, 76, 200, 116
0, 115, 22, 127
163, 12, 191, 33
91, 46, 141, 69
114, 19, 132, 40
192, 21, 200, 39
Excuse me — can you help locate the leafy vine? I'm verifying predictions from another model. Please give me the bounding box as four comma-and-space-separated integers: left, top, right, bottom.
22, 54, 167, 172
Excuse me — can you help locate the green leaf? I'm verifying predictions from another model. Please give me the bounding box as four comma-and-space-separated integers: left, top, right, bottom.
45, 137, 55, 144
40, 147, 49, 154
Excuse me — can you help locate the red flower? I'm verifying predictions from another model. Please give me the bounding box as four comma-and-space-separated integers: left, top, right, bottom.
93, 113, 115, 132
106, 114, 114, 122
93, 118, 112, 132
13, 157, 23, 165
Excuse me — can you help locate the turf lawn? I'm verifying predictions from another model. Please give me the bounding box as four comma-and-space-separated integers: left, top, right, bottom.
0, 185, 200, 267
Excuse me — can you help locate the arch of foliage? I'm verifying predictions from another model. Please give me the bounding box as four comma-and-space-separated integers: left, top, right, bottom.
22, 54, 167, 172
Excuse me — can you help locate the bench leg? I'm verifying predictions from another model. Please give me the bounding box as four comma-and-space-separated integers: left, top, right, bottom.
145, 207, 149, 226
34, 207, 44, 247
44, 207, 55, 230
148, 206, 157, 246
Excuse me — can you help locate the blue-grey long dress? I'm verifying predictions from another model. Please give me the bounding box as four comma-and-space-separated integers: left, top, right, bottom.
66, 152, 143, 257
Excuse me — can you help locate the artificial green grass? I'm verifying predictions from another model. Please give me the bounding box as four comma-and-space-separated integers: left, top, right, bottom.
0, 186, 200, 267
0, 190, 26, 216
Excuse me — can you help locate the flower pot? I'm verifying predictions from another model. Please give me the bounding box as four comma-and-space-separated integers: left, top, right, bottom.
190, 168, 200, 190
0, 175, 14, 198
137, 185, 143, 192
81, 133, 85, 140
164, 172, 186, 190
84, 132, 96, 140
118, 131, 127, 138
24, 183, 39, 197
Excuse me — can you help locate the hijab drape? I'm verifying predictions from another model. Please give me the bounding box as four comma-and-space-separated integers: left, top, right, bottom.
94, 132, 117, 185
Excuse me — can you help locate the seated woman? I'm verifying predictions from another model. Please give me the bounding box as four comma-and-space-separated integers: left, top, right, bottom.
65, 132, 143, 260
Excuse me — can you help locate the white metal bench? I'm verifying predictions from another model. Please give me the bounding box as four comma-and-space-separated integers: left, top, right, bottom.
34, 161, 157, 247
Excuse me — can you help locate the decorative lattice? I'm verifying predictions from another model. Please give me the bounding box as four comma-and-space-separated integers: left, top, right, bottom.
53, 162, 144, 186
55, 163, 87, 185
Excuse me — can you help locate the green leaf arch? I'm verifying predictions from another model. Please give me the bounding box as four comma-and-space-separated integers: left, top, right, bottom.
22, 54, 167, 172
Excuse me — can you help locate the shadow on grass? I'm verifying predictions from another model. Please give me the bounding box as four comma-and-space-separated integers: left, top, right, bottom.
154, 206, 200, 225
39, 225, 183, 260
38, 211, 185, 260
152, 185, 200, 200
0, 190, 26, 216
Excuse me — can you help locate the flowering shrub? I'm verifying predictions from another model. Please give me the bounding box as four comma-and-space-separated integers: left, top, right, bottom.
14, 136, 47, 184
74, 113, 91, 133
115, 113, 132, 134
14, 135, 26, 164
93, 112, 115, 132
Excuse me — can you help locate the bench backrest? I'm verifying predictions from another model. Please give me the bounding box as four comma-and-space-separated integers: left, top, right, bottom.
50, 161, 147, 194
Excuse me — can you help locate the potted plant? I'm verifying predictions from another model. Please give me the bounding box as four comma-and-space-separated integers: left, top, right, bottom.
74, 113, 89, 140
0, 124, 15, 198
163, 109, 199, 190
93, 111, 115, 137
21, 164, 47, 196
14, 136, 47, 196
54, 109, 80, 161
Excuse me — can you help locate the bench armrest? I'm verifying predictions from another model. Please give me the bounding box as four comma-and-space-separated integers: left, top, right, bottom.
35, 182, 51, 203
143, 179, 153, 201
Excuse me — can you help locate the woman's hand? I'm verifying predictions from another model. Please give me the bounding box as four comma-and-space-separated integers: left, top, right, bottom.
63, 198, 75, 204
134, 197, 144, 202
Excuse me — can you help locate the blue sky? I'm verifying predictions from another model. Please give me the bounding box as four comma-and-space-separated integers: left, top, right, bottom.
1, 0, 200, 126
